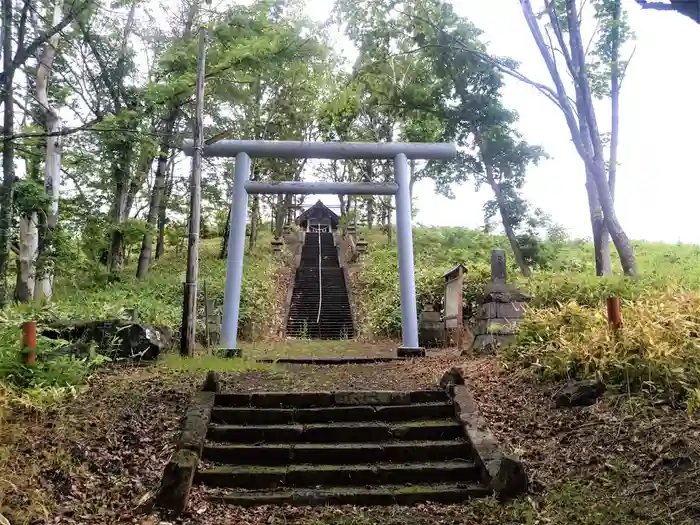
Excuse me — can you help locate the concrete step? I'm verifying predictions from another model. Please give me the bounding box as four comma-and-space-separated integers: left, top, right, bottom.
214, 390, 450, 408
207, 420, 462, 443
205, 483, 490, 506
210, 401, 455, 425
196, 460, 479, 489
202, 440, 471, 465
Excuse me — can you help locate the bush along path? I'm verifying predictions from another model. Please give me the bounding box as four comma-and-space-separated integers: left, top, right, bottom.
155, 368, 526, 516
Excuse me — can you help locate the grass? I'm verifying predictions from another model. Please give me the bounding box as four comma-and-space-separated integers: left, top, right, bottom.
157, 353, 273, 373
241, 339, 396, 359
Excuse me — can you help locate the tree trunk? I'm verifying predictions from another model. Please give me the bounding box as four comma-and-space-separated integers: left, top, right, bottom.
156, 164, 174, 260
274, 193, 285, 238
384, 198, 393, 243
601, 0, 621, 269
16, 213, 39, 302
563, 0, 635, 274
0, 0, 16, 306
409, 159, 416, 202
338, 194, 345, 216
33, 0, 65, 300
248, 196, 259, 253
476, 129, 531, 277
124, 138, 155, 218
107, 147, 131, 272
220, 204, 231, 259
136, 117, 176, 278
577, 100, 611, 276
285, 194, 294, 225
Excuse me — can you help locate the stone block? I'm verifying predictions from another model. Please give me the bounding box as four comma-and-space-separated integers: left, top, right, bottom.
471, 334, 517, 354
439, 366, 466, 389
474, 301, 528, 320
490, 249, 507, 283
474, 302, 499, 320
202, 371, 220, 392
249, 392, 333, 408
554, 380, 606, 407
155, 448, 198, 516
397, 347, 426, 358
483, 282, 531, 304
498, 302, 527, 319
176, 391, 215, 456
333, 391, 411, 406
452, 385, 527, 498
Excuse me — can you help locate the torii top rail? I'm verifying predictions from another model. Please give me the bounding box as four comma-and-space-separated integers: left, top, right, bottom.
181, 138, 457, 352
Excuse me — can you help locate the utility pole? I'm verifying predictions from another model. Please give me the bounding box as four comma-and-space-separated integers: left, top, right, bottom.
180, 10, 208, 357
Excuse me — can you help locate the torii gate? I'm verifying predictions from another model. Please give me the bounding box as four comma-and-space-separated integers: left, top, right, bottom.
182, 139, 456, 355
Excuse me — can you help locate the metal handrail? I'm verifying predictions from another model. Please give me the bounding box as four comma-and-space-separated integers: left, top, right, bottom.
316, 229, 322, 324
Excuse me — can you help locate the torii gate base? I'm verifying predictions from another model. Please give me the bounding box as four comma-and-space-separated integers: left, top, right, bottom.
183, 139, 457, 357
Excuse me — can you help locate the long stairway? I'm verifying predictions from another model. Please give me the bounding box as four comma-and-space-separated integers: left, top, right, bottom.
286, 232, 354, 339
196, 390, 489, 506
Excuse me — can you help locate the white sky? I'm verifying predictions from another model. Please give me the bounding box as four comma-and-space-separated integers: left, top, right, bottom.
302, 0, 700, 243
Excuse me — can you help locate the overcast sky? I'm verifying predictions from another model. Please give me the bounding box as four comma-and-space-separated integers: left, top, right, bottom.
303, 0, 700, 243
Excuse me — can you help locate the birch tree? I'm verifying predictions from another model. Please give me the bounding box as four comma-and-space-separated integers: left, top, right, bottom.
33, 0, 66, 300
0, 0, 92, 305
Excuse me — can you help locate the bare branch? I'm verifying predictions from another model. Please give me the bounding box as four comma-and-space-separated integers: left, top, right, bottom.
16, 0, 31, 51
618, 45, 637, 91
2, 117, 102, 139
13, 0, 92, 70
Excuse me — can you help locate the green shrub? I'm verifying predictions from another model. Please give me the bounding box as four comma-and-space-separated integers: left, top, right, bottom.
354, 226, 700, 342
508, 290, 700, 410
0, 237, 280, 389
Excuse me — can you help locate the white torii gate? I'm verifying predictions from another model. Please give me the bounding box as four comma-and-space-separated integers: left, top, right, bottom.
182, 139, 457, 355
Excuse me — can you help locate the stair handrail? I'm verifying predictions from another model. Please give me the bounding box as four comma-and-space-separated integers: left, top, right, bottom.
316, 229, 322, 324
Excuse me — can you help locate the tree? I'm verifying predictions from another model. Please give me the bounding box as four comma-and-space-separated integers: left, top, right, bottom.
136, 0, 198, 279
518, 0, 636, 275
336, 0, 546, 266
407, 0, 637, 275
33, 0, 68, 300
474, 112, 547, 276
0, 0, 93, 306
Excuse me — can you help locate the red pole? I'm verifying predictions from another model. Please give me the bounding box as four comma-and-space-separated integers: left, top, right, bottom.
607, 296, 621, 331
22, 321, 37, 364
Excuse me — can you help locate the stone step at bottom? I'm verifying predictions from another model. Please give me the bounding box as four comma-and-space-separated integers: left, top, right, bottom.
196, 460, 479, 489
204, 483, 490, 506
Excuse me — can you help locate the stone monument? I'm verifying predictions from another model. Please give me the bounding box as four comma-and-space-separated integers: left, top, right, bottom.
469, 249, 530, 354
419, 304, 445, 348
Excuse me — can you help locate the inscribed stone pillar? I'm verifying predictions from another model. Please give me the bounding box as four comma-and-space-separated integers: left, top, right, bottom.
491, 249, 507, 283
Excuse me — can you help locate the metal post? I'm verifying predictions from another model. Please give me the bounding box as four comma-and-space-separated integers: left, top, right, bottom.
394, 153, 422, 355
220, 152, 250, 355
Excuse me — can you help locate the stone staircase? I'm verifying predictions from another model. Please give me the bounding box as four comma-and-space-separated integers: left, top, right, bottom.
194, 389, 489, 506
286, 232, 354, 339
